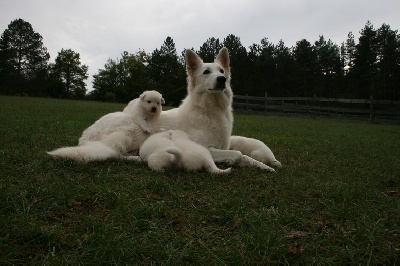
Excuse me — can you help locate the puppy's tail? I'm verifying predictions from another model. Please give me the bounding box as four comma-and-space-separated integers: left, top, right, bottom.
166, 147, 183, 164
47, 141, 119, 162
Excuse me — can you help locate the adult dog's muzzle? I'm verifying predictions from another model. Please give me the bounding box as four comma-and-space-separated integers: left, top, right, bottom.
215, 76, 227, 90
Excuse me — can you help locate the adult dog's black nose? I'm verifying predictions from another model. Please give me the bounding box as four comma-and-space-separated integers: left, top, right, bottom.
216, 76, 226, 89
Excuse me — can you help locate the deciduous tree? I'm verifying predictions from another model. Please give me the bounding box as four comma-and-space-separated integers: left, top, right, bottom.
49, 49, 88, 98
0, 18, 49, 96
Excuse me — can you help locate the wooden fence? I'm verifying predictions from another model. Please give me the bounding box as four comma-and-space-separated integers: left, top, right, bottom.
233, 93, 400, 123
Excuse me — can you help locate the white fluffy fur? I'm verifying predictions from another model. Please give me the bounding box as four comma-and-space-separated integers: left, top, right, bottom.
139, 130, 231, 174
139, 130, 183, 171
158, 48, 276, 171
229, 136, 282, 168
47, 90, 164, 162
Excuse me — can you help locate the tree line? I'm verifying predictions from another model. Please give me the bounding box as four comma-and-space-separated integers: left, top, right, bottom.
1, 19, 399, 104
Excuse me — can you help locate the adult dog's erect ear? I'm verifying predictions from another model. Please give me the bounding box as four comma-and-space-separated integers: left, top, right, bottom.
215, 47, 230, 70
185, 49, 203, 74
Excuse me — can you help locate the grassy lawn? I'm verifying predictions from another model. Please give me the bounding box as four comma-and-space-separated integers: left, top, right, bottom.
0, 95, 399, 264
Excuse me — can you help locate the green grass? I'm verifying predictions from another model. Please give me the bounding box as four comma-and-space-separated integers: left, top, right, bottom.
0, 95, 399, 264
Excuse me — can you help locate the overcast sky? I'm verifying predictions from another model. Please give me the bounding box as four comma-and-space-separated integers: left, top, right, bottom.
1, 0, 399, 90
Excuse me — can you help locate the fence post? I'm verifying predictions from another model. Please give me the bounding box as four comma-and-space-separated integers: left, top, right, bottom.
246, 93, 249, 112
369, 95, 374, 123
264, 92, 268, 114
313, 94, 317, 118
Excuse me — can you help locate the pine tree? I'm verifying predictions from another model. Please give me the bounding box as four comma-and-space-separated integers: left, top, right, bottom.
223, 34, 248, 95
376, 24, 400, 100
198, 37, 223, 62
274, 40, 295, 96
293, 39, 317, 96
147, 37, 185, 105
248, 38, 276, 95
314, 36, 343, 97
352, 21, 378, 98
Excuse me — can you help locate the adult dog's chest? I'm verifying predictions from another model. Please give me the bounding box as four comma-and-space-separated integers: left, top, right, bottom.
185, 108, 232, 149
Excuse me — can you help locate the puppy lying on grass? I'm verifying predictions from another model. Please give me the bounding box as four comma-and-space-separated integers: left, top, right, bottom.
47, 90, 164, 162
139, 130, 231, 174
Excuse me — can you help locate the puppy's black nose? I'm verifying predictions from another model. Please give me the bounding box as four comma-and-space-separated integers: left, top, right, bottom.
151, 107, 157, 112
216, 76, 226, 88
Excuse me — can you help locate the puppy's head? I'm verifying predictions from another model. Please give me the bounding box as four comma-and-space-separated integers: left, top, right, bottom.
185, 47, 230, 93
139, 90, 165, 115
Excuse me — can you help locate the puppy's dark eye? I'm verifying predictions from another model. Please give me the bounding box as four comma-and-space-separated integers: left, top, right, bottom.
147, 100, 151, 104
220, 69, 224, 74
203, 70, 210, 75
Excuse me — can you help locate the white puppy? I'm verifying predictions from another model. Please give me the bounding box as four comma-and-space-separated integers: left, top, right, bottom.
47, 90, 164, 162
159, 48, 276, 171
229, 136, 282, 168
140, 130, 231, 174
139, 130, 182, 171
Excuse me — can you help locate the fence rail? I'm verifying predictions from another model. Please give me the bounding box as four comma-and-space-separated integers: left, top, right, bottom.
233, 93, 400, 123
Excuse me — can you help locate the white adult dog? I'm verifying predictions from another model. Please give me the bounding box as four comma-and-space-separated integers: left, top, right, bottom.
47, 90, 164, 161
139, 130, 231, 174
159, 47, 277, 171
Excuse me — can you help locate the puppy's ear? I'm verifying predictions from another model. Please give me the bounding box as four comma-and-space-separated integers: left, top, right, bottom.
140, 92, 146, 101
185, 49, 203, 74
161, 98, 165, 104
215, 47, 230, 69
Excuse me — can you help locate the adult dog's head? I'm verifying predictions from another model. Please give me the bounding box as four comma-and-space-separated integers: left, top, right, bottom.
185, 47, 231, 94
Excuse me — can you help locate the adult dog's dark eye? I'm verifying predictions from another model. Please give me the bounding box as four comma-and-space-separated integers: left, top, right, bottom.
220, 69, 224, 74
203, 70, 210, 75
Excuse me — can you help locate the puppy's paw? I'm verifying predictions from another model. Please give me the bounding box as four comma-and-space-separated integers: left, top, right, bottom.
269, 160, 282, 168
224, 158, 238, 166
257, 162, 275, 172
125, 156, 142, 162
260, 164, 276, 172
223, 152, 243, 165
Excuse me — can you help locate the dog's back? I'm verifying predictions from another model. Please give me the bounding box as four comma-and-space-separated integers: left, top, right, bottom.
139, 131, 183, 171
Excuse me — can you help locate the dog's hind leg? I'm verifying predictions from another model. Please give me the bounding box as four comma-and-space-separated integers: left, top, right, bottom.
209, 148, 242, 166
251, 150, 282, 168
239, 155, 275, 172
206, 165, 232, 175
